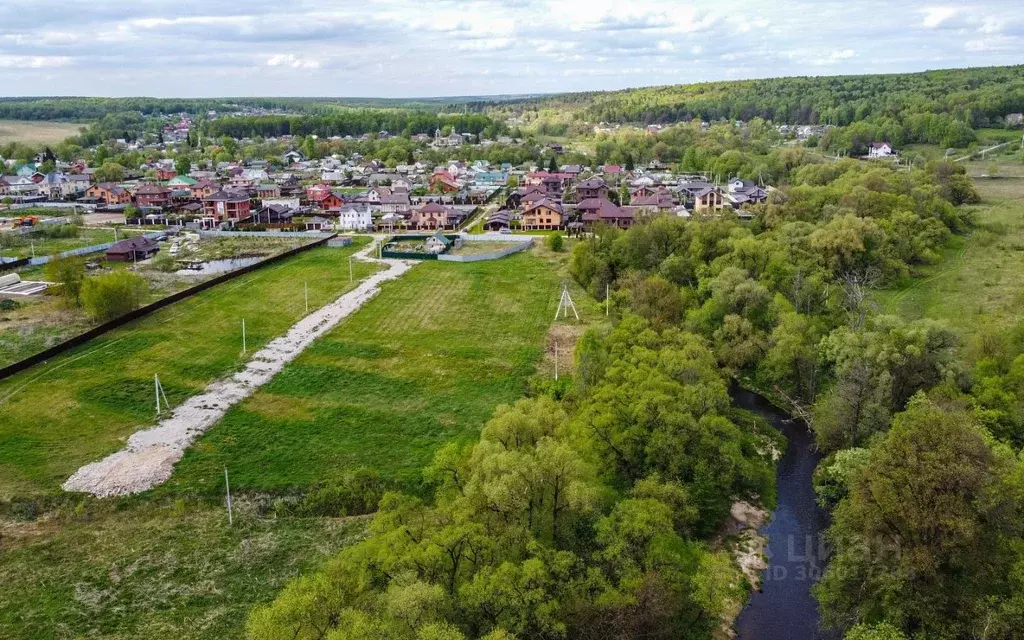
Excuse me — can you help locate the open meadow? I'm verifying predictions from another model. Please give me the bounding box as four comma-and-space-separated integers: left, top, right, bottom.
0, 241, 599, 639
0, 120, 84, 145
163, 244, 601, 495
875, 154, 1024, 346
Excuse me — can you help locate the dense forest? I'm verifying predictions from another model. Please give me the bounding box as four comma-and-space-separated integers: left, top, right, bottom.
501, 65, 1024, 128
199, 111, 505, 140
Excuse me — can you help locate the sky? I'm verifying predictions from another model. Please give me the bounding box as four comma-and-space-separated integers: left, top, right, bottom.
0, 0, 1022, 98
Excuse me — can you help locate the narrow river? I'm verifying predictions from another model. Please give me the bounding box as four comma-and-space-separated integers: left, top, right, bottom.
731, 387, 836, 640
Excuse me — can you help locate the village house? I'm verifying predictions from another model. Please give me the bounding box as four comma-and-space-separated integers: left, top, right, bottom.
256, 183, 281, 199
134, 184, 172, 208
576, 178, 609, 201
252, 203, 294, 226
335, 205, 373, 231
430, 172, 462, 193
410, 202, 462, 230
578, 198, 634, 229
106, 236, 160, 262
521, 198, 564, 231
203, 190, 252, 223
86, 182, 132, 205
867, 142, 895, 158
483, 209, 512, 231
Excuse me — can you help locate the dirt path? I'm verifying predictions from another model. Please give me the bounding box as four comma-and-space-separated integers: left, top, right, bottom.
63, 239, 414, 497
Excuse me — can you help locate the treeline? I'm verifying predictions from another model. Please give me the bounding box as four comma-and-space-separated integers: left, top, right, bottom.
248, 320, 779, 640
510, 65, 1024, 128
200, 111, 505, 140
0, 97, 464, 121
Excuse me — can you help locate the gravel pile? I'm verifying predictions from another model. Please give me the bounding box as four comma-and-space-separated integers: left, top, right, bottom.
63, 240, 414, 497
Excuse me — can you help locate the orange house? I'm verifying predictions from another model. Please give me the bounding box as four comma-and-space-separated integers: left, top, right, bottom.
521, 199, 564, 230
86, 182, 132, 205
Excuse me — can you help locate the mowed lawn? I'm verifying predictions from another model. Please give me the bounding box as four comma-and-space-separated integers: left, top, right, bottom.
0, 240, 379, 499
875, 159, 1024, 341
163, 248, 587, 495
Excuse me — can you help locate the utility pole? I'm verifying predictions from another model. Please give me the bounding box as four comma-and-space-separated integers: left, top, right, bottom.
606, 283, 610, 317
224, 467, 233, 526
349, 256, 354, 283
554, 342, 559, 380
241, 319, 246, 355
304, 282, 309, 314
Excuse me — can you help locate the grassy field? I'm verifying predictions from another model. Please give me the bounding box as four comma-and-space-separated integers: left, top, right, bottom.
0, 239, 380, 499
875, 156, 1024, 344
0, 499, 366, 640
0, 241, 597, 639
163, 245, 601, 496
0, 120, 84, 145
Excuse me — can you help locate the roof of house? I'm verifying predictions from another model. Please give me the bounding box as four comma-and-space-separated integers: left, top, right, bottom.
136, 184, 171, 195
205, 190, 250, 203
523, 198, 564, 215
577, 178, 607, 190
107, 236, 158, 254
578, 198, 631, 220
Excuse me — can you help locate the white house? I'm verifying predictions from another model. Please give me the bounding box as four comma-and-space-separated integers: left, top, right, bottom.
868, 142, 895, 158
335, 205, 373, 231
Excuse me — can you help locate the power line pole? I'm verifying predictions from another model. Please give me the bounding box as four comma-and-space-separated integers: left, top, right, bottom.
224, 467, 233, 526
241, 319, 246, 355
554, 341, 559, 380
304, 282, 309, 314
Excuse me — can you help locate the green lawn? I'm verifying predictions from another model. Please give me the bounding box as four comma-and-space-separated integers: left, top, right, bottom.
163, 247, 599, 496
0, 227, 143, 260
875, 159, 1024, 343
0, 499, 366, 640
0, 239, 379, 499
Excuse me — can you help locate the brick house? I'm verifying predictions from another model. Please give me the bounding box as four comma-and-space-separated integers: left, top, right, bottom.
521, 199, 564, 230
86, 182, 132, 205
134, 184, 172, 208
203, 190, 252, 223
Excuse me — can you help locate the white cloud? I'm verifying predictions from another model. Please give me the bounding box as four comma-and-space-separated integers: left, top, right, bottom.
266, 54, 320, 69
0, 0, 1020, 97
921, 7, 959, 28
0, 55, 71, 68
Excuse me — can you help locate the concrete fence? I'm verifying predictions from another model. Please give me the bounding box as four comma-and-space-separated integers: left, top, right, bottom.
198, 230, 335, 239
27, 232, 165, 267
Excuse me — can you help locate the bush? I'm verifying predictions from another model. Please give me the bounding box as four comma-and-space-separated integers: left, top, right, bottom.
547, 232, 565, 252
80, 271, 149, 321
0, 298, 19, 311
274, 468, 393, 518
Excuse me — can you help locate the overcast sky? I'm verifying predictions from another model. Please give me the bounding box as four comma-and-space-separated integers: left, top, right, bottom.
0, 0, 1021, 98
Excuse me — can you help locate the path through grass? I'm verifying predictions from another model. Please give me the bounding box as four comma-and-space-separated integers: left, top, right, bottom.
0, 239, 379, 499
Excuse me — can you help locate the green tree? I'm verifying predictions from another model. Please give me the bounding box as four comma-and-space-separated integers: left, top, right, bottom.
816, 395, 1024, 638
94, 162, 126, 183
546, 233, 564, 252
44, 255, 86, 306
